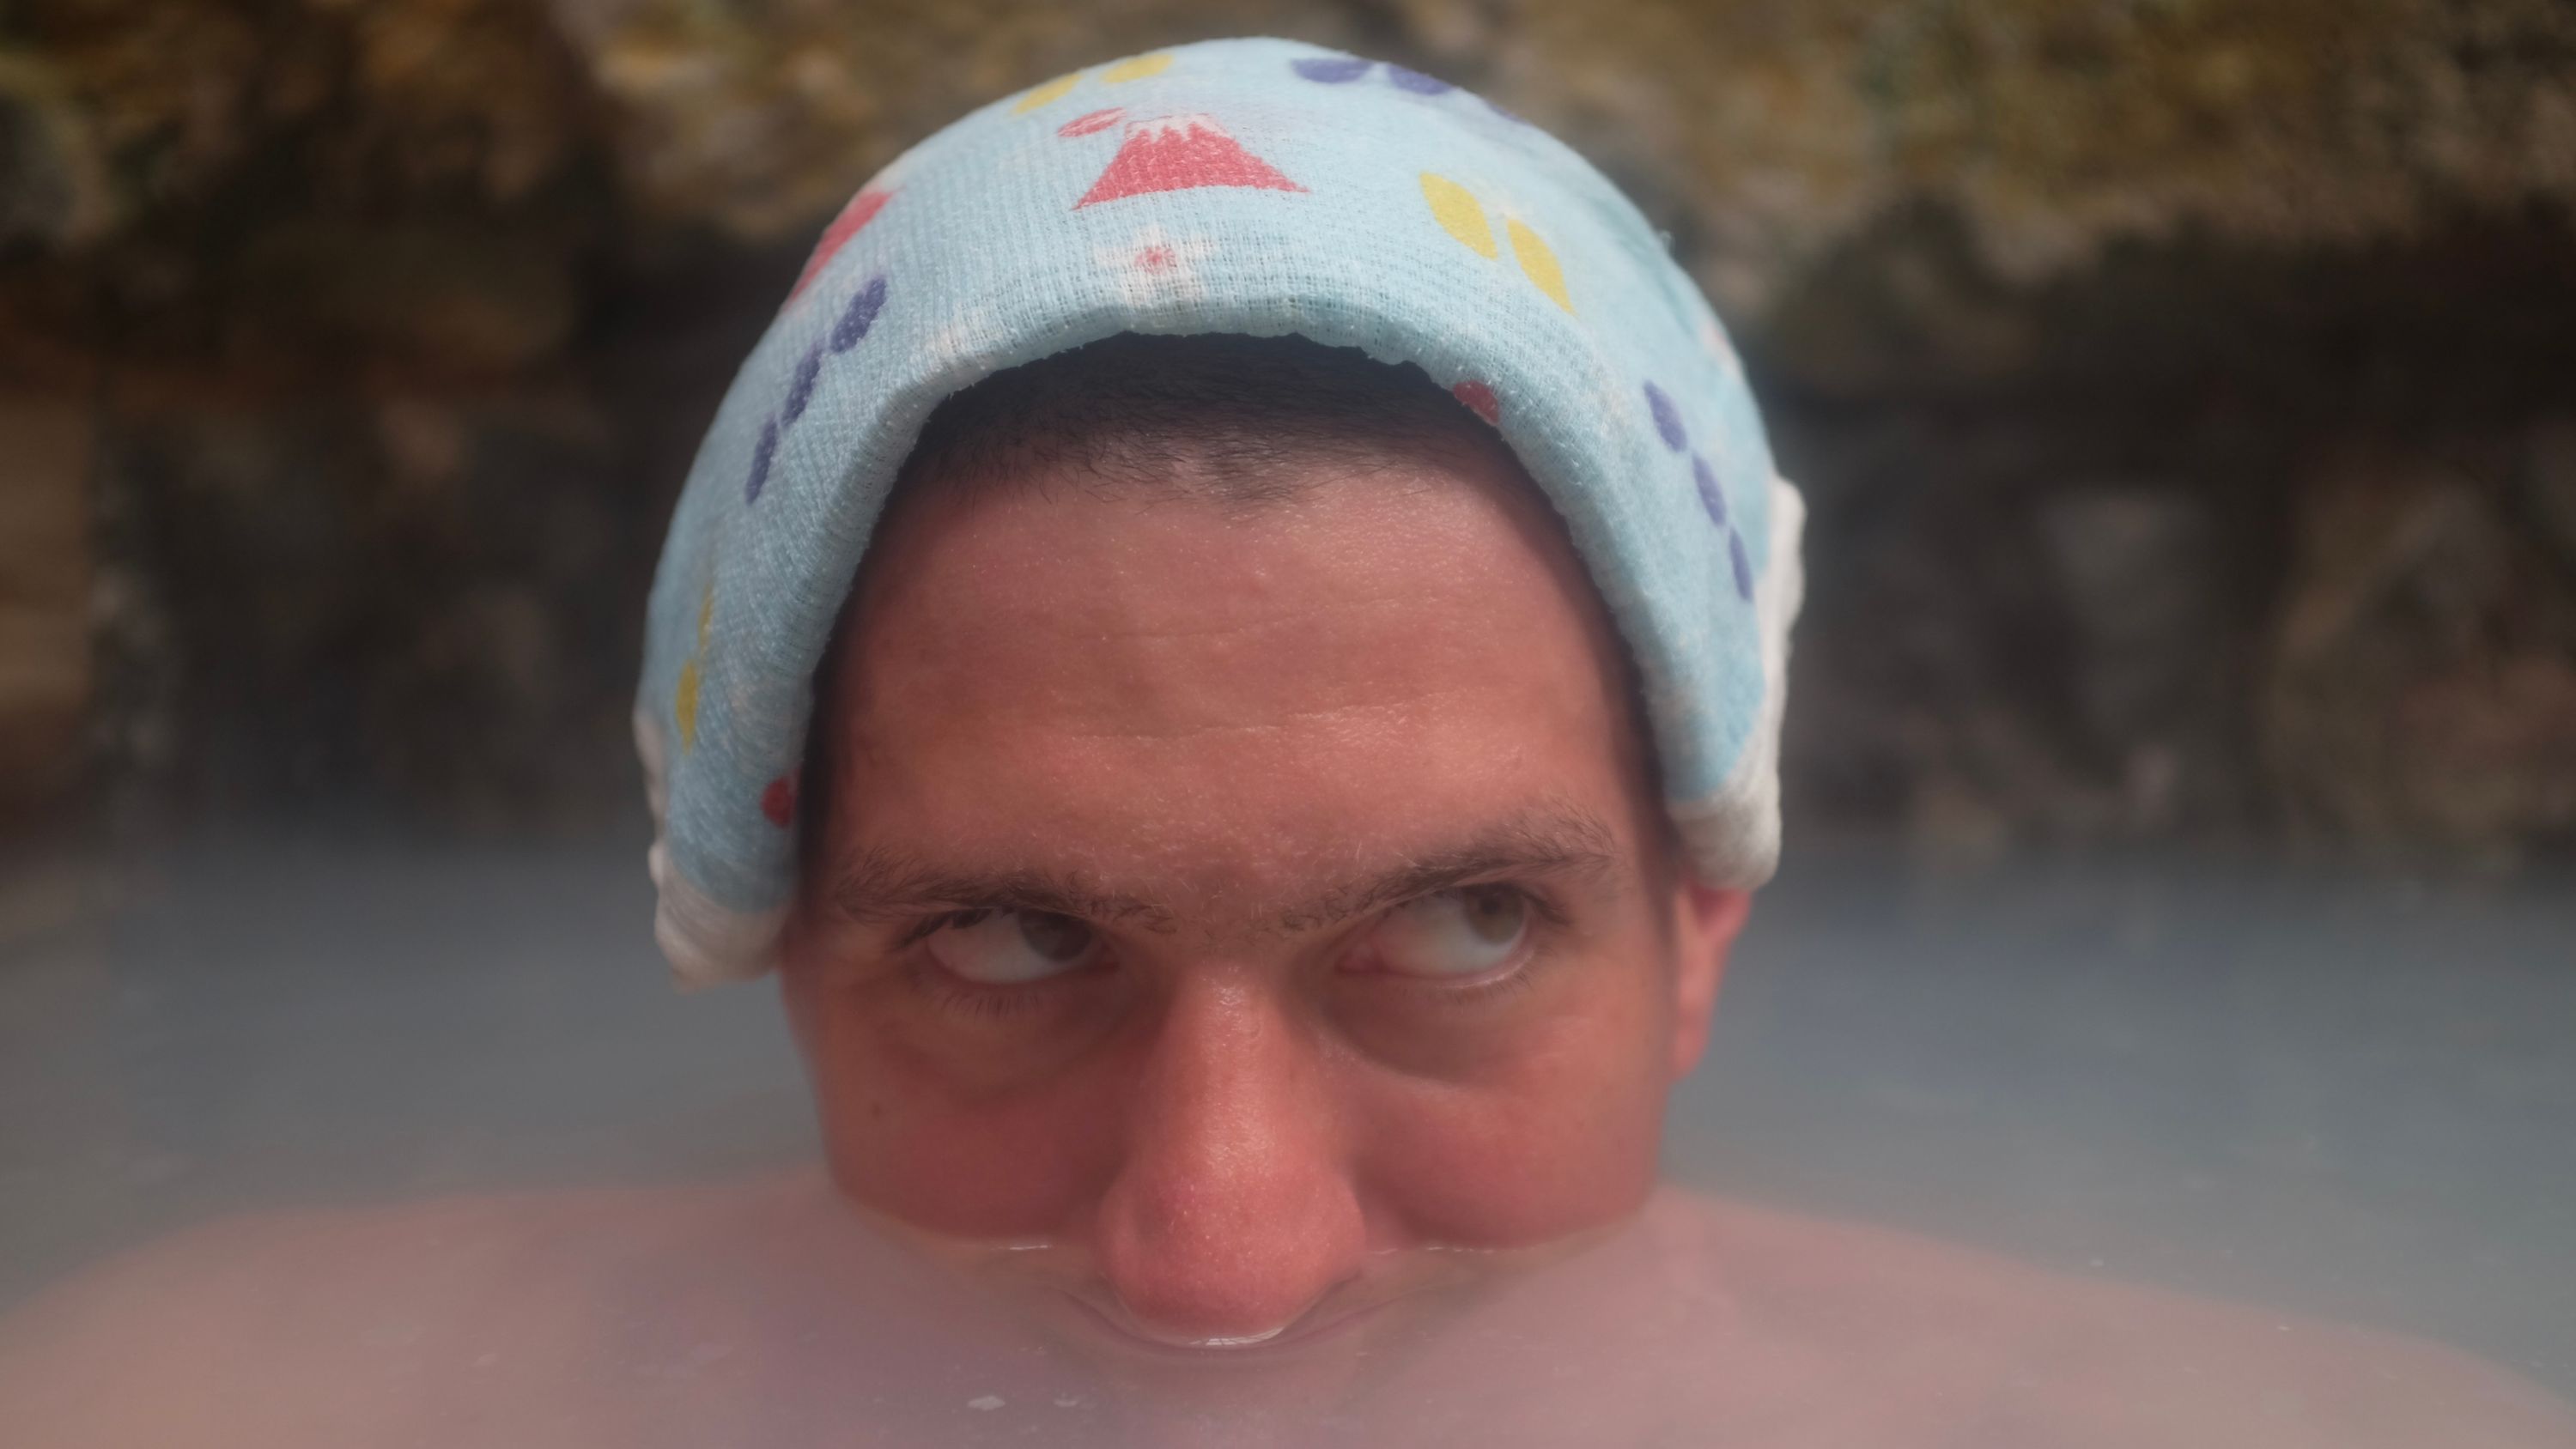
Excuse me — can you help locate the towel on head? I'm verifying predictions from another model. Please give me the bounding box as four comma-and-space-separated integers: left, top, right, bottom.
637, 36, 1804, 985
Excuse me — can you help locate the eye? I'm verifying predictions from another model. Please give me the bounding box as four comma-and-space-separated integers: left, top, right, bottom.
921, 909, 1104, 985
1363, 886, 1530, 979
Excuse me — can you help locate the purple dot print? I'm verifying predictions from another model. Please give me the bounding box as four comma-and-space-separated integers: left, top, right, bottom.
1292, 57, 1372, 83
831, 275, 887, 353
1386, 65, 1455, 95
1692, 452, 1728, 527
1643, 381, 1686, 452
1727, 529, 1754, 603
783, 344, 823, 425
745, 416, 778, 504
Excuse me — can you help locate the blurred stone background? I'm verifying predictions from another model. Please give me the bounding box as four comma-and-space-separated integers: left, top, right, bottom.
3, 0, 2573, 862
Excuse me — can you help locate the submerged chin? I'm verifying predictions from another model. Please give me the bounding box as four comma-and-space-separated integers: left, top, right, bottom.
842, 1200, 1613, 1373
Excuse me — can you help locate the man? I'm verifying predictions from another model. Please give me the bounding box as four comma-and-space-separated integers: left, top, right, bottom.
3, 36, 2571, 1448
621, 31, 1801, 1366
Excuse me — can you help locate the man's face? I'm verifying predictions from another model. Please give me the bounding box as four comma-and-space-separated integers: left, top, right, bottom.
781, 433, 1746, 1354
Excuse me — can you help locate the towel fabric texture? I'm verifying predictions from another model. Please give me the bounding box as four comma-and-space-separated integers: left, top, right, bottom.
638, 36, 1805, 985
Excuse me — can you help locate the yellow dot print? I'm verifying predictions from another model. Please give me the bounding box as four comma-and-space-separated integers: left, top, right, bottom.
1419, 173, 1497, 258
1101, 53, 1173, 83
677, 579, 713, 752
675, 657, 702, 753
1012, 72, 1081, 112
1508, 218, 1572, 313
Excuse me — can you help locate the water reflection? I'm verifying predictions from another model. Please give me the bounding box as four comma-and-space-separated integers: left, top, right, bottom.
0, 839, 2570, 1444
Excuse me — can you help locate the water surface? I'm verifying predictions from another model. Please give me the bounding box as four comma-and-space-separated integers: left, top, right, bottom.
2, 833, 2568, 1434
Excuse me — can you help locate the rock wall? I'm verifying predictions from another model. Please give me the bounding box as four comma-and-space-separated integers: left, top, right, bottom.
3, 0, 2573, 858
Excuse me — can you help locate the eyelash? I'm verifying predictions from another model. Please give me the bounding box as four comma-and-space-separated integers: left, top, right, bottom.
1506, 885, 1575, 932
1372, 886, 1565, 1007
894, 909, 981, 949
897, 949, 1086, 1022
894, 884, 1571, 1018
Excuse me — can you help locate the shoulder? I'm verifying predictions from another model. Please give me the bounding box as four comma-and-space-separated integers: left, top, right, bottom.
1644, 1189, 2576, 1448
0, 1175, 866, 1448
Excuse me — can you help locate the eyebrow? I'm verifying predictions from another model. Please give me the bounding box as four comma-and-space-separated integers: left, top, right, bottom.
822, 804, 1624, 937
827, 850, 1175, 931
1272, 807, 1623, 934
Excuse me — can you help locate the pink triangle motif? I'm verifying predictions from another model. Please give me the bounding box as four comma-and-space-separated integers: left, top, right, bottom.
787, 188, 893, 302
1074, 114, 1306, 209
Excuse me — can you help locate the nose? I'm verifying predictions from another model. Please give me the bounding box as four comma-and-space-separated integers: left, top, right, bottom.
1092, 974, 1365, 1343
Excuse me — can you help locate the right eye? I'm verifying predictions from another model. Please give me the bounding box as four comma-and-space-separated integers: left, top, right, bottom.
1360, 885, 1532, 980
921, 909, 1104, 985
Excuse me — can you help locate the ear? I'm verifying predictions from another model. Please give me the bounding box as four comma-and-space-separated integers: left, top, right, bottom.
775, 907, 824, 1067
1665, 882, 1752, 1082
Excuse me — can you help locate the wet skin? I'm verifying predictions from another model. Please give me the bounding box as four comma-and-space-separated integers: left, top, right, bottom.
780, 424, 1742, 1352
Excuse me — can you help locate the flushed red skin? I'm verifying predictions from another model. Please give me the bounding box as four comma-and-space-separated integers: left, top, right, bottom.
781, 432, 1745, 1346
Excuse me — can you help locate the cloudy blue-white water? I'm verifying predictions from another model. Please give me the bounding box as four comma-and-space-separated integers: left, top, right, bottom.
3, 833, 2569, 1397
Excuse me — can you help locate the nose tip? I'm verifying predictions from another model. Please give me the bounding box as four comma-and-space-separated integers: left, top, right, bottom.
1091, 985, 1366, 1343
1097, 1172, 1364, 1343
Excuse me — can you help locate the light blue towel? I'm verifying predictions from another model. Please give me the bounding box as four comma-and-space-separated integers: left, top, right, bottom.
637, 36, 1804, 984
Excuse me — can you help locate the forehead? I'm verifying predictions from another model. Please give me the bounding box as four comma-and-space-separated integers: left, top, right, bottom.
812, 442, 1656, 914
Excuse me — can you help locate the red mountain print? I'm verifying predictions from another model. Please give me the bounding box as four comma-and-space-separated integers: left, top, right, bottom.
1074, 114, 1305, 209
788, 188, 893, 301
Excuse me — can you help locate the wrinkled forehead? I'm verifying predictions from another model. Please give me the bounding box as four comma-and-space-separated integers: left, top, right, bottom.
835, 437, 1659, 818
800, 431, 1670, 922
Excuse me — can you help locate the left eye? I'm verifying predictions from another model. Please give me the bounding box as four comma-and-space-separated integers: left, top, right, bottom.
1361, 886, 1530, 979
921, 909, 1103, 985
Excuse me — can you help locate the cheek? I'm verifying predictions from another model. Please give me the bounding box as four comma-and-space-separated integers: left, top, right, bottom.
1358, 970, 1674, 1246
801, 988, 1126, 1239
791, 928, 1681, 1248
